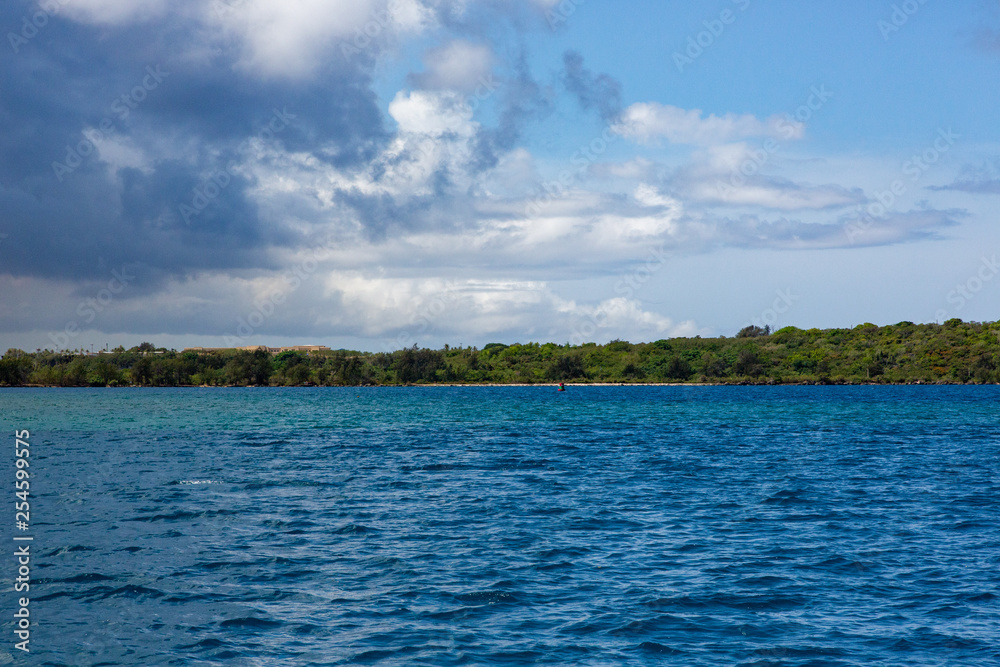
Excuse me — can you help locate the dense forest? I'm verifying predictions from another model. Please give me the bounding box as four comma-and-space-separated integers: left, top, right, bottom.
2, 320, 999, 387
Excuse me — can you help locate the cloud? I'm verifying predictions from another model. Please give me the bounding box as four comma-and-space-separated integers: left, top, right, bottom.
388, 89, 477, 136
723, 209, 961, 250
562, 51, 623, 124
217, 0, 383, 78
0, 266, 699, 348
705, 179, 864, 209
588, 158, 658, 182
299, 184, 959, 277
59, 0, 172, 25
931, 180, 1000, 195
469, 48, 554, 172
322, 274, 700, 345
0, 1, 388, 286
929, 160, 1000, 195
665, 144, 866, 210
613, 103, 804, 146
55, 0, 435, 79
409, 40, 494, 91
512, 185, 956, 255
0, 0, 976, 349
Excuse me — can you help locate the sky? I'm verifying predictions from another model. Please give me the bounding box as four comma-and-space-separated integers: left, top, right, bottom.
1, 0, 999, 353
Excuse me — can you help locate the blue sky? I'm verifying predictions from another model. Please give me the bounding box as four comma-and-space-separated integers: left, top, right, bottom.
1, 0, 998, 352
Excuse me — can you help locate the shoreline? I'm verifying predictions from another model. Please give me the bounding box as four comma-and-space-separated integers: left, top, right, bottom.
9, 321, 998, 388
5, 381, 993, 389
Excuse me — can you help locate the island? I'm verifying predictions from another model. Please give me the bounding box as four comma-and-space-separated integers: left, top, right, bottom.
1, 319, 997, 387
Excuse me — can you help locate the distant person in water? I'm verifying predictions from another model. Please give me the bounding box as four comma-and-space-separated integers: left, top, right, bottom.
557, 383, 565, 392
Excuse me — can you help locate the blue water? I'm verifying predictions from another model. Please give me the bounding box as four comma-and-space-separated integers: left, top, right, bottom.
2, 386, 999, 665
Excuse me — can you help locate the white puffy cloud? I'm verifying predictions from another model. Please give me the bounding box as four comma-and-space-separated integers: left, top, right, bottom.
388, 89, 476, 136
238, 88, 483, 217
58, 0, 436, 78
410, 40, 494, 91
633, 183, 679, 209
614, 102, 804, 146
370, 89, 481, 195
212, 0, 434, 78
560, 297, 704, 342
322, 273, 700, 345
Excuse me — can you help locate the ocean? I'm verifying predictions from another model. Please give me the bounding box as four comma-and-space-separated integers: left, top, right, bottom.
2, 386, 999, 665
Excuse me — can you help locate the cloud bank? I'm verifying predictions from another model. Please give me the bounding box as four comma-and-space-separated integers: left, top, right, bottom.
0, 0, 972, 349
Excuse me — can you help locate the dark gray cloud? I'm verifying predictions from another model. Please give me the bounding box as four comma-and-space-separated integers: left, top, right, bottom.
562, 50, 622, 124
0, 1, 387, 287
471, 49, 554, 171
0, 0, 571, 290
411, 4, 558, 173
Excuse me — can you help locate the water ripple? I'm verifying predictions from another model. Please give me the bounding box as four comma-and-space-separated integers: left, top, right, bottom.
6, 385, 999, 666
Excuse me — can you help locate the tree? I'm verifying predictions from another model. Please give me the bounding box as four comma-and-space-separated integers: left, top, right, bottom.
700, 352, 727, 377
734, 347, 764, 377
621, 362, 645, 380
285, 363, 311, 385
88, 360, 123, 386
737, 325, 770, 338
248, 350, 273, 385
665, 356, 692, 380
0, 356, 30, 386
545, 354, 586, 381
393, 346, 445, 383
274, 350, 306, 369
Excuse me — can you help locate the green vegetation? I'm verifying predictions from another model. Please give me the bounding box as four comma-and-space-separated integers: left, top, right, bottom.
3, 319, 1000, 387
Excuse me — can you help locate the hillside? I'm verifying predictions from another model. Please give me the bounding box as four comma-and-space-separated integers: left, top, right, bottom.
2, 319, 999, 387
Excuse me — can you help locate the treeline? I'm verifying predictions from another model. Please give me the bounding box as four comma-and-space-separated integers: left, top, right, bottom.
2, 319, 1000, 387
